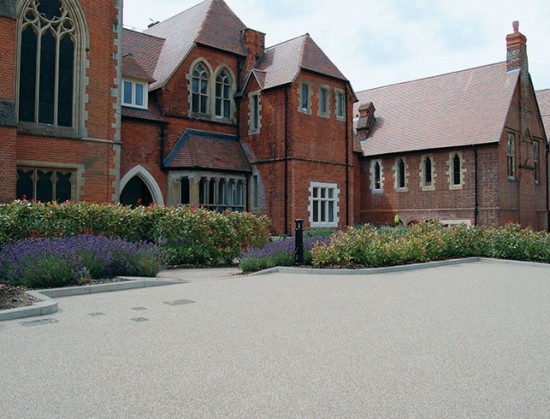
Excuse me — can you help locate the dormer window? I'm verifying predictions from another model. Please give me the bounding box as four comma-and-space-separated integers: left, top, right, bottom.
122, 79, 148, 109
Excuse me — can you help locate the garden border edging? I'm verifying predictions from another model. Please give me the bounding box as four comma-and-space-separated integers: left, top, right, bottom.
0, 277, 182, 321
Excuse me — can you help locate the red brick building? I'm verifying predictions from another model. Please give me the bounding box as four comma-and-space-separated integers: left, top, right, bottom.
0, 0, 122, 204
355, 22, 549, 230
1, 1, 548, 234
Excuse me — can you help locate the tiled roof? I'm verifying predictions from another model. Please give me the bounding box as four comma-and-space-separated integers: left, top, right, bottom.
121, 104, 165, 122
122, 29, 164, 82
254, 34, 347, 90
144, 0, 247, 90
536, 88, 550, 141
164, 129, 252, 172
122, 54, 155, 81
355, 62, 520, 157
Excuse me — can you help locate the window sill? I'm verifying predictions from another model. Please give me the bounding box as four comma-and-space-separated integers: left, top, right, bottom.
17, 122, 80, 139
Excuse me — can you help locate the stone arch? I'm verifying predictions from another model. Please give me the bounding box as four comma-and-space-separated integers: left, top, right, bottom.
119, 165, 164, 206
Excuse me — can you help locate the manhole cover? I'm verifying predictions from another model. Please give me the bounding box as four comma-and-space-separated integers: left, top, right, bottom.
88, 312, 106, 317
131, 317, 149, 322
164, 299, 196, 306
21, 318, 59, 327
131, 307, 147, 311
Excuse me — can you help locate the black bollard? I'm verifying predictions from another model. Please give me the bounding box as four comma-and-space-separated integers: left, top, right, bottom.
295, 218, 304, 265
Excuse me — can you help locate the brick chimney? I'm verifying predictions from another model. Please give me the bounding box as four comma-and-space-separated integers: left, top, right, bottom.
356, 102, 376, 140
240, 28, 265, 87
506, 21, 528, 73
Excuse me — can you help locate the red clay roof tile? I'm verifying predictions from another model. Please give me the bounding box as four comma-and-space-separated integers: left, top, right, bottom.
536, 89, 550, 141
355, 62, 520, 156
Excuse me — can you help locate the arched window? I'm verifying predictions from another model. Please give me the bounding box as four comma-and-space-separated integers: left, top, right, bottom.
424, 157, 432, 186
374, 161, 381, 190
192, 63, 209, 114
215, 69, 232, 118
452, 154, 461, 186
397, 158, 406, 189
18, 0, 86, 128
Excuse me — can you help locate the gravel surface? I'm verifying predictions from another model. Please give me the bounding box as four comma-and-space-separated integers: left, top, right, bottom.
1, 260, 549, 418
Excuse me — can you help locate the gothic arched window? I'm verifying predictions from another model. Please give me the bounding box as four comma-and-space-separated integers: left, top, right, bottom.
18, 0, 86, 128
192, 63, 209, 114
215, 69, 232, 118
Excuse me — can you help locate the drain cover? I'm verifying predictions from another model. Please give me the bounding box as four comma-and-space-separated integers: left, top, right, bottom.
21, 318, 59, 327
131, 307, 147, 311
164, 299, 196, 306
131, 317, 149, 322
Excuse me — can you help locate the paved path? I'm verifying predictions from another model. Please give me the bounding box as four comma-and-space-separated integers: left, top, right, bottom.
1, 260, 550, 418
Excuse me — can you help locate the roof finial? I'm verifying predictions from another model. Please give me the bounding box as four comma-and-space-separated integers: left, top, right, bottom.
513, 20, 519, 33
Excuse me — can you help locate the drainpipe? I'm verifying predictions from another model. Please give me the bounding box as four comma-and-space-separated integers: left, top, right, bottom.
284, 86, 289, 235
474, 145, 479, 226
345, 86, 350, 226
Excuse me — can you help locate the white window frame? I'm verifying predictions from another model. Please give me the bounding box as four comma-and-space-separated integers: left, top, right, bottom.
122, 79, 148, 109
308, 182, 340, 228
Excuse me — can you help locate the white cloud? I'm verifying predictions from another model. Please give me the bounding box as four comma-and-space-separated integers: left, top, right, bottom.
123, 0, 550, 91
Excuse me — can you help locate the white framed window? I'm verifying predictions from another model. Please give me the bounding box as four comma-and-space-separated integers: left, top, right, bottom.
299, 82, 311, 114
507, 133, 515, 178
215, 69, 232, 119
318, 85, 330, 117
335, 89, 345, 120
395, 157, 408, 191
309, 182, 340, 228
370, 159, 383, 193
122, 79, 148, 109
248, 91, 261, 134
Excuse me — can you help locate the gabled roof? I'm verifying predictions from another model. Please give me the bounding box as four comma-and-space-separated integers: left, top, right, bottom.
164, 129, 252, 173
253, 34, 347, 90
355, 62, 520, 157
536, 88, 550, 141
122, 29, 165, 82
144, 0, 248, 90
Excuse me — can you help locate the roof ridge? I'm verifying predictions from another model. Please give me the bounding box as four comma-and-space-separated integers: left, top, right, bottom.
357, 61, 508, 94
536, 88, 550, 93
147, 0, 211, 30
123, 27, 166, 40
265, 33, 309, 51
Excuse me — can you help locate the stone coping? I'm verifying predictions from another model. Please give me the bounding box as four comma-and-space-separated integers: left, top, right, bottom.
0, 278, 182, 322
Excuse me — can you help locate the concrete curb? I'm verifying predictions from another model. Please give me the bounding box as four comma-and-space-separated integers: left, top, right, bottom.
248, 257, 550, 276
0, 277, 182, 321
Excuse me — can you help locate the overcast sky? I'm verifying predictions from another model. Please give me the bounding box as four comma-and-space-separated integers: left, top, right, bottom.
123, 0, 550, 93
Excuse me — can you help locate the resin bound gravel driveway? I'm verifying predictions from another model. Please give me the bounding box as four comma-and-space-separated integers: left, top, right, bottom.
1, 260, 550, 418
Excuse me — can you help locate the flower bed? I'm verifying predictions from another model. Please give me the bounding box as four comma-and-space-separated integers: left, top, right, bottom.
0, 235, 166, 289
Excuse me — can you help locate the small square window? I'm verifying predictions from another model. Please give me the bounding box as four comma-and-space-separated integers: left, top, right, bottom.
122, 79, 148, 109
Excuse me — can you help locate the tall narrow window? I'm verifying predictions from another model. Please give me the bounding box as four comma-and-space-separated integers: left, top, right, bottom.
374, 162, 381, 190
452, 154, 461, 186
318, 86, 329, 117
192, 63, 209, 114
424, 157, 432, 186
251, 174, 259, 211
248, 91, 260, 134
180, 177, 190, 205
215, 69, 231, 118
18, 0, 80, 127
507, 133, 515, 177
301, 83, 309, 112
533, 141, 540, 183
397, 158, 406, 189
336, 91, 345, 119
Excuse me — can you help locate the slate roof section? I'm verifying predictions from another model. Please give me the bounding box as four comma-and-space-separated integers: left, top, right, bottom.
355, 62, 520, 157
536, 89, 550, 141
122, 29, 164, 82
253, 34, 348, 90
144, 0, 248, 90
121, 104, 165, 122
164, 129, 252, 172
122, 54, 155, 81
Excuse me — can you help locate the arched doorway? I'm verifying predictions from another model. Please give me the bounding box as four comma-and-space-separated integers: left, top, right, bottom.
120, 176, 153, 207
